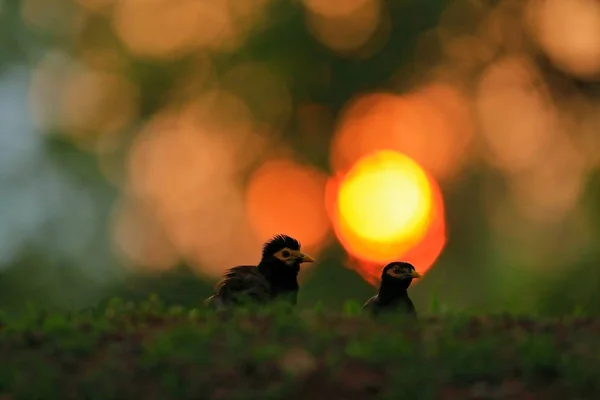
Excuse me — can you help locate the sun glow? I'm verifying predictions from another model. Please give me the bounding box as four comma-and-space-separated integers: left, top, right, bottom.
330, 150, 444, 271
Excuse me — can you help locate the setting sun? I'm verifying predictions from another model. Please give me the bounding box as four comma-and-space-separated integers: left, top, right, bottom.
338, 150, 433, 243
337, 151, 432, 243
329, 150, 443, 267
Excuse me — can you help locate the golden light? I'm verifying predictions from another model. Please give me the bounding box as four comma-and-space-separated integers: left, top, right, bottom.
475, 55, 559, 174
123, 92, 266, 277
302, 0, 370, 18
338, 153, 431, 242
59, 68, 138, 147
527, 0, 600, 79
245, 158, 331, 257
304, 0, 385, 56
506, 134, 588, 223
330, 84, 473, 181
112, 0, 240, 59
329, 150, 444, 269
111, 0, 271, 59
337, 173, 446, 285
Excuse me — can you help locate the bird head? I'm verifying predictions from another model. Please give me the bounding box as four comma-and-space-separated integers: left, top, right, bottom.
381, 261, 420, 288
260, 234, 315, 274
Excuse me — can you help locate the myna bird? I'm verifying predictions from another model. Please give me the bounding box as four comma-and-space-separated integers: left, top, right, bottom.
362, 262, 421, 318
204, 234, 315, 308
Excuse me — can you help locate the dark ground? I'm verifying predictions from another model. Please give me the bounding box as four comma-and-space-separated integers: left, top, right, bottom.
0, 298, 598, 399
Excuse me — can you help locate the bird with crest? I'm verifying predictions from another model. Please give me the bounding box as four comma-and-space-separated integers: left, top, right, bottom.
204, 234, 315, 309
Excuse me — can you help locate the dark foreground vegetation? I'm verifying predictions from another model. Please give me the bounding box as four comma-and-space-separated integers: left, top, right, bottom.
0, 297, 599, 399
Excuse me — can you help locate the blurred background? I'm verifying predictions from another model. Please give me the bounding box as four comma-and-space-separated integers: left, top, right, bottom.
1, 0, 600, 315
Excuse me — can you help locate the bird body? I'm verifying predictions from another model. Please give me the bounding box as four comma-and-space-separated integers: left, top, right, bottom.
362, 262, 420, 318
204, 266, 271, 308
362, 291, 417, 317
204, 235, 314, 309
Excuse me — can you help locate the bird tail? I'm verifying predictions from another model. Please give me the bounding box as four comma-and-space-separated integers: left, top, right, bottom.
204, 295, 225, 309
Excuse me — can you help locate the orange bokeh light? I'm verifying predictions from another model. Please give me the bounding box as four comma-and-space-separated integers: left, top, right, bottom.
302, 0, 371, 18
330, 84, 473, 182
527, 0, 600, 78
112, 0, 241, 58
327, 150, 446, 283
475, 55, 559, 174
123, 92, 267, 277
304, 0, 384, 55
245, 158, 331, 256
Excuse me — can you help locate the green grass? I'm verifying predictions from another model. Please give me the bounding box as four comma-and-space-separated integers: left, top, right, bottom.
0, 296, 599, 399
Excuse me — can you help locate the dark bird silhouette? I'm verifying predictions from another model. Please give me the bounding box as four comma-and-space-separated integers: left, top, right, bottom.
362, 262, 421, 318
204, 234, 315, 308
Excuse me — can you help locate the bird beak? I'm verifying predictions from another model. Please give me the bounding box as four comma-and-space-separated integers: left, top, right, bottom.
411, 270, 421, 279
296, 251, 315, 263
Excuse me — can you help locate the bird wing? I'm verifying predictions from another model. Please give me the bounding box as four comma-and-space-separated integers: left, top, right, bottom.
361, 294, 418, 318
205, 266, 272, 308
361, 295, 379, 313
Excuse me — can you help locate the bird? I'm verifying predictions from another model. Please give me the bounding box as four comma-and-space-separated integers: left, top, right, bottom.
204, 234, 315, 309
362, 261, 421, 318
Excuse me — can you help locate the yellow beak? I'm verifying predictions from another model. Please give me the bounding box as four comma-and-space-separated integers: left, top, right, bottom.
296, 251, 315, 263
411, 270, 421, 279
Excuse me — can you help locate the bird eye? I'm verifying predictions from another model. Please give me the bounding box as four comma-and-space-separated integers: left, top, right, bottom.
393, 267, 401, 274
281, 250, 290, 258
